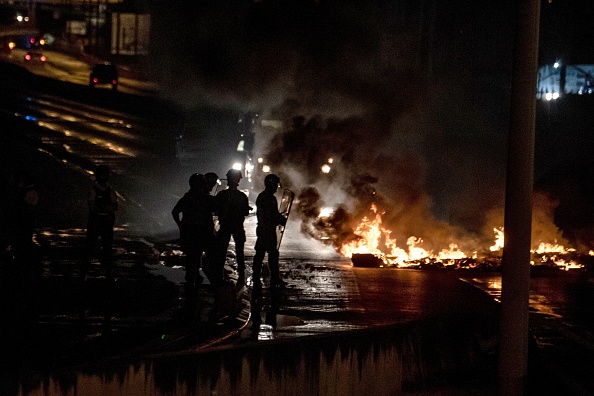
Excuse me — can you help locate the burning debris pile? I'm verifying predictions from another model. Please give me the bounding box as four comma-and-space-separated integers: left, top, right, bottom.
300, 199, 590, 270
275, 164, 585, 270
254, 115, 591, 272
314, 204, 590, 271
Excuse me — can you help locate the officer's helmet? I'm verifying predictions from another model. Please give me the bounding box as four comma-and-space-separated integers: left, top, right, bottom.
189, 173, 204, 188
204, 172, 219, 188
264, 173, 281, 188
226, 169, 242, 185
95, 165, 110, 183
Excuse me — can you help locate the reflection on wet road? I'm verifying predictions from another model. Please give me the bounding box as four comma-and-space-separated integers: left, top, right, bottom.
3, 92, 170, 175
462, 271, 594, 322
3, 63, 594, 394
222, 219, 502, 344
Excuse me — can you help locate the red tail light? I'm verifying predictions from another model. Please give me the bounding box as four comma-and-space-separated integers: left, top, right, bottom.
40, 56, 46, 62
93, 78, 99, 83
112, 80, 117, 85
25, 54, 31, 61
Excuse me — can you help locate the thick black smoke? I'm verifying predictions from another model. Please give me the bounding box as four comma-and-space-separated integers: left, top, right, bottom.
150, 1, 570, 253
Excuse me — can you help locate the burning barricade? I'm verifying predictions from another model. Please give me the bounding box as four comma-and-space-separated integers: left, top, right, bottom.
315, 204, 588, 272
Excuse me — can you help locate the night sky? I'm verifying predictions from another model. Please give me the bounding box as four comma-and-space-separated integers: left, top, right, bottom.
145, 0, 594, 251
540, 0, 594, 64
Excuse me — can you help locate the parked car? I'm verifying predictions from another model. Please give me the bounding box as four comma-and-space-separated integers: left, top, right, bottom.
89, 63, 118, 91
24, 49, 46, 62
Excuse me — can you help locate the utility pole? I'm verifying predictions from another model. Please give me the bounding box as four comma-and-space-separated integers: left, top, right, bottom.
28, 0, 35, 24
498, 0, 540, 395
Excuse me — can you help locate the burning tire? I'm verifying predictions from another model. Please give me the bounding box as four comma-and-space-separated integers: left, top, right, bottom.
351, 253, 384, 268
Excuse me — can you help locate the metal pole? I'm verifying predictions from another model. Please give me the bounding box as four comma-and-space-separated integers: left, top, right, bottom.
498, 0, 540, 395
134, 12, 139, 55
116, 11, 120, 57
95, 0, 99, 55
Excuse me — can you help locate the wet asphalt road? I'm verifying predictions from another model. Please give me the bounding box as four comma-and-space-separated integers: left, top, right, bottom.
1, 133, 592, 395
1, 220, 504, 396
0, 97, 502, 395
3, 61, 594, 394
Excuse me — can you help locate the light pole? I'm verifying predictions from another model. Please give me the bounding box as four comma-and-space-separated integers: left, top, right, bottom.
498, 0, 540, 395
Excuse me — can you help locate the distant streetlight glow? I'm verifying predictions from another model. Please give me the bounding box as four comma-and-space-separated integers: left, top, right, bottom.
232, 162, 242, 170
319, 207, 333, 218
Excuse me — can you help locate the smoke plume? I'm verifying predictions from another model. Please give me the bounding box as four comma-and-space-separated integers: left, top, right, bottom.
150, 2, 571, 254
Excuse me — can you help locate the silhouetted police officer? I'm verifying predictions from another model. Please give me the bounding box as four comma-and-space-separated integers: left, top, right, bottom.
252, 174, 287, 289
172, 172, 219, 287
215, 169, 251, 287
7, 171, 40, 284
82, 165, 118, 280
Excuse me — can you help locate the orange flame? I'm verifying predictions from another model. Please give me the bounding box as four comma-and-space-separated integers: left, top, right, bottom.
338, 206, 584, 270
339, 205, 458, 266
489, 227, 504, 252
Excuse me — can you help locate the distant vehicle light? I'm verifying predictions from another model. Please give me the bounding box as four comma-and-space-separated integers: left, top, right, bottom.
261, 165, 270, 173
89, 63, 118, 91
17, 15, 23, 22
8, 42, 15, 50
321, 164, 331, 173
24, 51, 46, 62
232, 162, 242, 170
39, 39, 46, 45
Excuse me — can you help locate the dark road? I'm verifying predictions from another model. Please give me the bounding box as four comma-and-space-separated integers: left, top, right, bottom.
2, 59, 594, 395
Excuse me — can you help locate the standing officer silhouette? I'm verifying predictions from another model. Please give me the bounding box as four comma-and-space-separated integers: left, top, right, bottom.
252, 174, 287, 289
82, 165, 118, 280
6, 171, 40, 284
172, 172, 218, 287
215, 169, 251, 287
